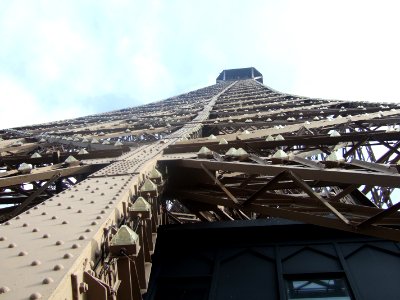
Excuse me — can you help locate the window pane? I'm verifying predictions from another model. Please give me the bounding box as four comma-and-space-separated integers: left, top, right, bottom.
286, 277, 351, 299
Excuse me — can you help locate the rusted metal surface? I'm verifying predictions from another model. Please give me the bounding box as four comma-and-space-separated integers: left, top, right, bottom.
1, 72, 400, 299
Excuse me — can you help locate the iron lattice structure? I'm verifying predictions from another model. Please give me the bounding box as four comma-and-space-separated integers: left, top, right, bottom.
0, 68, 399, 299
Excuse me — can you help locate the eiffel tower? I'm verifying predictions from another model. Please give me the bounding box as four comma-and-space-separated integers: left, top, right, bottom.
0, 67, 399, 300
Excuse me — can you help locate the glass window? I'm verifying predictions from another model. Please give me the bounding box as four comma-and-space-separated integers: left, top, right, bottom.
286, 277, 352, 300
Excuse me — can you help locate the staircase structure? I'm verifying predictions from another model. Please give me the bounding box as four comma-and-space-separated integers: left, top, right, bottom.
1, 67, 400, 299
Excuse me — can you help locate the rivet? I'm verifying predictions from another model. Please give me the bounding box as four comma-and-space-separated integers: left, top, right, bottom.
80, 197, 84, 201
16, 216, 21, 219
0, 236, 6, 241
8, 243, 16, 248
100, 210, 106, 214
43, 234, 50, 238
75, 189, 78, 192
85, 228, 92, 232
32, 228, 39, 232
18, 251, 28, 256
41, 212, 47, 215
91, 221, 97, 226
53, 264, 64, 271
72, 243, 80, 249
62, 221, 68, 224
78, 235, 86, 240
95, 187, 99, 190
33, 207, 38, 210
96, 216, 102, 220
29, 292, 42, 299
56, 194, 60, 197
116, 193, 120, 196
26, 211, 30, 214
112, 197, 117, 200
23, 223, 29, 227
63, 253, 73, 259
105, 205, 110, 209
70, 195, 74, 198
67, 206, 72, 209
100, 192, 105, 196
55, 240, 64, 246
91, 190, 95, 193
5, 221, 11, 225
31, 260, 41, 266
41, 202, 46, 205
110, 186, 113, 189
42, 277, 54, 284
77, 209, 83, 213
52, 216, 57, 220
0, 286, 10, 294
109, 201, 114, 204
90, 200, 95, 204
87, 185, 90, 188
57, 203, 62, 206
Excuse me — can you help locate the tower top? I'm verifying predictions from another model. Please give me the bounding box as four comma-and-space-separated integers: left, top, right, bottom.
216, 67, 263, 83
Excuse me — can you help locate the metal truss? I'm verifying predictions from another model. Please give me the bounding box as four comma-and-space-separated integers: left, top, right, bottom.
0, 75, 399, 299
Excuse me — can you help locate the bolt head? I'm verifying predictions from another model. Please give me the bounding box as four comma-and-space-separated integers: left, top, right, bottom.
53, 264, 64, 271
79, 282, 89, 293
0, 286, 10, 294
31, 260, 41, 266
42, 277, 54, 284
29, 292, 42, 299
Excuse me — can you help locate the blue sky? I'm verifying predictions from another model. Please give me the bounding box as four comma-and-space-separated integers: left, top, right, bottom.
1, 0, 400, 129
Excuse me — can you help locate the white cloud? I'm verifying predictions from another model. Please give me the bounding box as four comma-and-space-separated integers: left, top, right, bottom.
1, 0, 400, 130
274, 1, 400, 102
0, 76, 42, 128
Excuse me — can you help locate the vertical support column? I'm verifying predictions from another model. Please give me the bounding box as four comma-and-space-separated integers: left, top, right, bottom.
130, 197, 154, 260
116, 257, 136, 300
52, 151, 63, 193
110, 225, 145, 300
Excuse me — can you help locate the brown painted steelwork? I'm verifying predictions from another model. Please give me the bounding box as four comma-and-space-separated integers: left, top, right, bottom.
0, 73, 400, 299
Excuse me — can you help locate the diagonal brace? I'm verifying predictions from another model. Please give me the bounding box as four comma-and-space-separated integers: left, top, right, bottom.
200, 163, 239, 204
1, 173, 61, 222
242, 171, 288, 206
358, 201, 400, 228
330, 184, 359, 202
287, 171, 351, 225
200, 163, 250, 219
